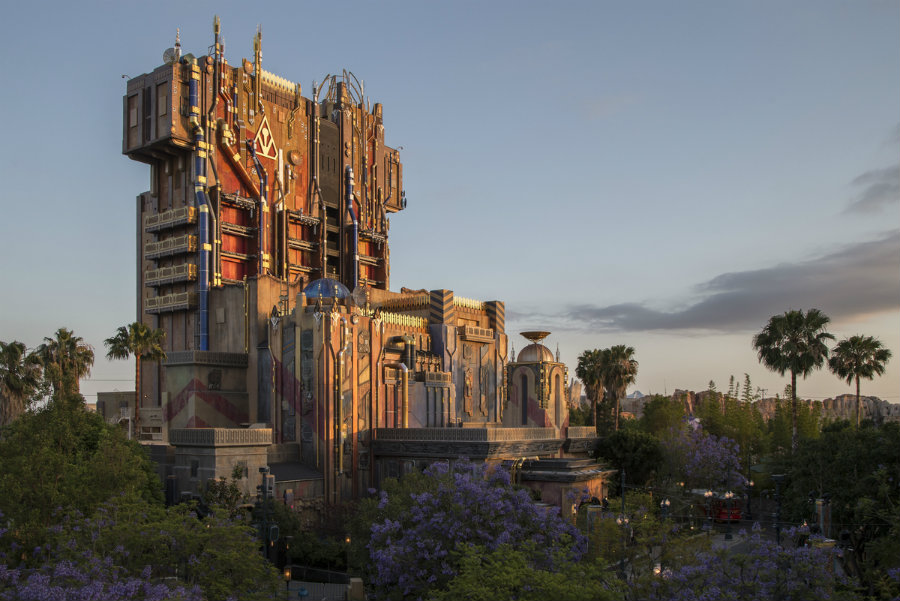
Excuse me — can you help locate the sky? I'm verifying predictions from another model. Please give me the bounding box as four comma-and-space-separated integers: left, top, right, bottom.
0, 1, 897, 404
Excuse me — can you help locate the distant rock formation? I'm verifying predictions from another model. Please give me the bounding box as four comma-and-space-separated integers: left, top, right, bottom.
619, 390, 900, 424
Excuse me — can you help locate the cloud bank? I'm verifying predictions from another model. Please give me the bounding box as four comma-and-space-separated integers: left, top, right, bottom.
553, 231, 900, 333
845, 166, 899, 214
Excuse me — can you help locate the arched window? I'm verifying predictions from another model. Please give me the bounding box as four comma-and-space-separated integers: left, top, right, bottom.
521, 372, 528, 426
554, 373, 561, 426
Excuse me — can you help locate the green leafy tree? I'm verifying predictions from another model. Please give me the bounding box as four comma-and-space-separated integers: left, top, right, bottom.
431, 544, 621, 601
0, 395, 161, 556
741, 373, 754, 403
576, 349, 604, 429
105, 321, 167, 431
638, 395, 685, 438
596, 428, 662, 487
598, 345, 639, 432
782, 422, 900, 598
828, 335, 892, 428
37, 496, 279, 601
752, 309, 834, 451
36, 327, 94, 398
0, 340, 43, 427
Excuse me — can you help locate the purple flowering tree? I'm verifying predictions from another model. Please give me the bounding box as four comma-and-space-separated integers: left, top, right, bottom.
0, 497, 279, 601
360, 461, 586, 601
661, 423, 745, 491
633, 527, 855, 601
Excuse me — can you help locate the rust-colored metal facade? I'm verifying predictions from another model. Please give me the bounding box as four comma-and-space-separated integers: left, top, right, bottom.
124, 22, 602, 506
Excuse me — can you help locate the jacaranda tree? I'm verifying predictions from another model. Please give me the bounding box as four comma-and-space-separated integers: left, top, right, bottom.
358, 461, 586, 601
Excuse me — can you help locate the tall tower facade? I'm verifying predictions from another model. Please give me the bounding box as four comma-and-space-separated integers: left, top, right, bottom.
123, 22, 404, 439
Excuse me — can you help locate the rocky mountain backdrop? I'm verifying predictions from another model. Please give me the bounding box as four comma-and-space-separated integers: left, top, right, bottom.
618, 391, 900, 423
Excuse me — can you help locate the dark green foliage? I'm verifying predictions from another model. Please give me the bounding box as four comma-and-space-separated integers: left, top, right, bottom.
430, 544, 621, 601
782, 422, 900, 597
596, 428, 662, 487
0, 394, 162, 558
40, 496, 279, 601
639, 394, 685, 437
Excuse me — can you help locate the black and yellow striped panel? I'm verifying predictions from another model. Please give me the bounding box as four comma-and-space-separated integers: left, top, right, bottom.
485, 300, 505, 333
429, 289, 456, 325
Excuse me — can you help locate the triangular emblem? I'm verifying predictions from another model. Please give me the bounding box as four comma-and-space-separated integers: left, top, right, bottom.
253, 115, 277, 160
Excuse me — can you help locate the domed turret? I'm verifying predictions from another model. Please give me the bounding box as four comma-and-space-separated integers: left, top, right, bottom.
303, 278, 351, 300
516, 343, 554, 363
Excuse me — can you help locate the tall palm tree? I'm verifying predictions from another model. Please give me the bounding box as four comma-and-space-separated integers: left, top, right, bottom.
0, 340, 43, 426
105, 322, 167, 432
752, 309, 834, 451
37, 328, 94, 399
599, 345, 639, 432
576, 349, 604, 428
828, 335, 892, 428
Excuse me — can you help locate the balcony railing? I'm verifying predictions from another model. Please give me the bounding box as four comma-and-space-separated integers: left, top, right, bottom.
567, 426, 599, 439
145, 263, 198, 287
144, 206, 198, 232
145, 292, 197, 314
145, 235, 197, 260
375, 427, 558, 442
458, 324, 494, 343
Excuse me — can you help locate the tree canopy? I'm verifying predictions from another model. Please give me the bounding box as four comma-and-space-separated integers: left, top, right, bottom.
355, 461, 585, 601
753, 309, 833, 450
828, 335, 892, 428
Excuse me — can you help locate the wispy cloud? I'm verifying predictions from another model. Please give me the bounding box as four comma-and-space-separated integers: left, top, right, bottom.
844, 165, 899, 214
525, 232, 900, 334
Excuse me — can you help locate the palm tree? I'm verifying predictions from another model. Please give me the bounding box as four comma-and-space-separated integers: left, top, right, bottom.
599, 345, 639, 432
752, 309, 834, 451
576, 349, 604, 429
0, 341, 43, 426
37, 328, 94, 399
105, 322, 167, 432
828, 335, 892, 428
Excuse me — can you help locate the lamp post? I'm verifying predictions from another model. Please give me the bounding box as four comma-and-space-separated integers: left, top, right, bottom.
745, 480, 754, 521
616, 514, 630, 580
772, 474, 785, 546
724, 491, 735, 540
703, 490, 714, 536
660, 498, 670, 521
344, 534, 351, 574
283, 566, 291, 600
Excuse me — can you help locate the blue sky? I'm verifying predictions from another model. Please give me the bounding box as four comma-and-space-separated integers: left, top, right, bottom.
1, 1, 897, 404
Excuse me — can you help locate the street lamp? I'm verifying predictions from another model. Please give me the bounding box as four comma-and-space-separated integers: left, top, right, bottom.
616, 514, 630, 580
283, 566, 291, 600
703, 490, 714, 535
723, 491, 735, 540
772, 474, 786, 546
745, 480, 754, 521
345, 534, 351, 574
660, 498, 670, 521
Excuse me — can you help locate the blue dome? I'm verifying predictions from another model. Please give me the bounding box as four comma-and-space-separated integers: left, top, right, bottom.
303, 278, 351, 299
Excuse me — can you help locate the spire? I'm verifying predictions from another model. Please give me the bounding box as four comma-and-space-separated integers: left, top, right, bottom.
174, 28, 181, 61
511, 342, 516, 363
556, 343, 560, 362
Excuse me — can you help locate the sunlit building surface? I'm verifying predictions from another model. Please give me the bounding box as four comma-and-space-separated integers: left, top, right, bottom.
122, 20, 607, 507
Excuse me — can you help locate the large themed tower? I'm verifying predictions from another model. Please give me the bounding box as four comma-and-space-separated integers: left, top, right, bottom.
123, 21, 404, 440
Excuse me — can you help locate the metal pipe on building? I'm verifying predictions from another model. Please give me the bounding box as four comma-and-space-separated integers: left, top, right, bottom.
345, 166, 359, 290
189, 59, 210, 351
247, 139, 269, 275
336, 317, 349, 475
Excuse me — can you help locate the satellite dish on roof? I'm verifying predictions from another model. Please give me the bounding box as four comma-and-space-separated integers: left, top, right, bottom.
163, 47, 177, 65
